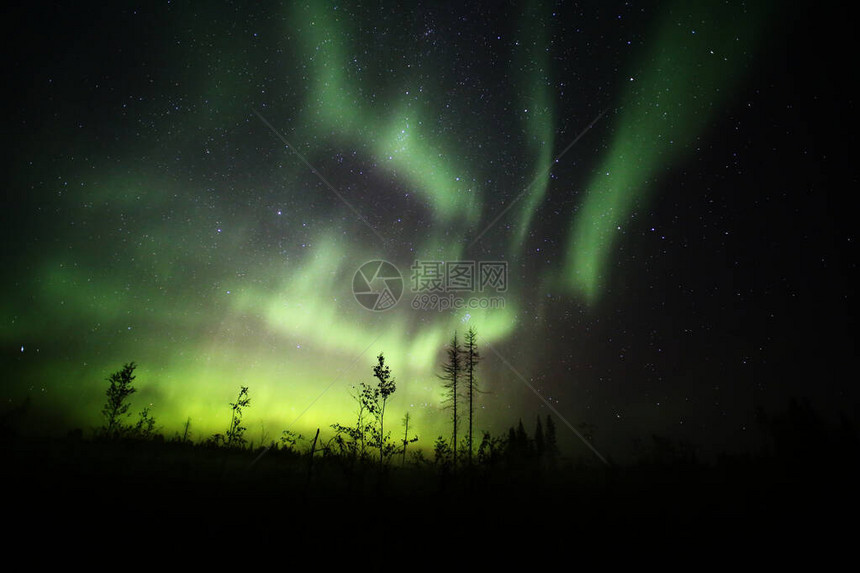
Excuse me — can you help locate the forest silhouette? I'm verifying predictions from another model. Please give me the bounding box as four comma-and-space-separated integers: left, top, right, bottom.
2, 327, 858, 543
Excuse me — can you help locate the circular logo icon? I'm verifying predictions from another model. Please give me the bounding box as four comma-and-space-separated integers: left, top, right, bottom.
352, 260, 403, 311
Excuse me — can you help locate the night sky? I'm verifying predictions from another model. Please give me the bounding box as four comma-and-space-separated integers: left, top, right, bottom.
2, 0, 854, 462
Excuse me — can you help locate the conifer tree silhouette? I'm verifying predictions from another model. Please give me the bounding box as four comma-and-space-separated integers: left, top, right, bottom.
545, 415, 559, 469
439, 332, 463, 467
534, 415, 545, 466
463, 326, 481, 465
101, 362, 137, 438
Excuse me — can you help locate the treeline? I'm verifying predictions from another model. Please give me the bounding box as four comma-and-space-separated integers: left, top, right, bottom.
12, 326, 857, 480
427, 416, 562, 473
82, 326, 581, 475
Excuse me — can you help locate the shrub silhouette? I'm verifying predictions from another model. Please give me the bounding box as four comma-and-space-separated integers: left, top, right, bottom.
331, 353, 399, 466
131, 406, 158, 439
225, 386, 251, 448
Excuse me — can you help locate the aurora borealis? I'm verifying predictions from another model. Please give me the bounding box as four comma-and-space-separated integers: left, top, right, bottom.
3, 0, 854, 460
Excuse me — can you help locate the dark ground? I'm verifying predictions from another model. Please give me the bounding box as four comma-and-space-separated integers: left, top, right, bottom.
4, 424, 857, 548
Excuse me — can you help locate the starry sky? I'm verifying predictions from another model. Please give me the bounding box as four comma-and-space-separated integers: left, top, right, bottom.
2, 0, 854, 460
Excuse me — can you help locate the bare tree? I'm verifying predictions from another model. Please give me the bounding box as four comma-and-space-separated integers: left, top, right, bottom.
439, 332, 463, 467
400, 412, 418, 466
463, 326, 481, 464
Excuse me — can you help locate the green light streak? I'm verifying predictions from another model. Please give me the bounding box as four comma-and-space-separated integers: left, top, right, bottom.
512, 0, 555, 247
376, 107, 481, 223
0, 1, 741, 445
294, 2, 359, 131
292, 3, 481, 225
564, 0, 769, 304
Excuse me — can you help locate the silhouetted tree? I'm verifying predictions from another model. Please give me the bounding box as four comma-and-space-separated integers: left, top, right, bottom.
400, 412, 418, 466
505, 419, 533, 468
332, 353, 398, 465
439, 332, 463, 466
224, 386, 251, 448
545, 415, 559, 469
280, 429, 303, 453
132, 406, 157, 439
101, 362, 138, 438
433, 435, 453, 471
456, 436, 471, 462
477, 431, 505, 467
463, 326, 481, 464
373, 353, 396, 466
180, 417, 192, 443
332, 381, 376, 460
516, 419, 530, 457
534, 416, 545, 466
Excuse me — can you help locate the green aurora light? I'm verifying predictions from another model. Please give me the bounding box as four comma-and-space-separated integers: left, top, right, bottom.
563, 1, 769, 303
3, 1, 769, 449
